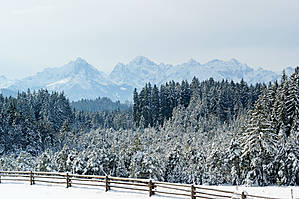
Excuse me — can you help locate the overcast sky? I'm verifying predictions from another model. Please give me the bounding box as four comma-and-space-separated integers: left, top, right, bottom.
0, 0, 298, 79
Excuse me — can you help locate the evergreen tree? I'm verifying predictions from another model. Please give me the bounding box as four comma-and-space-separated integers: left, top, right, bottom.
240, 95, 278, 186
133, 88, 140, 126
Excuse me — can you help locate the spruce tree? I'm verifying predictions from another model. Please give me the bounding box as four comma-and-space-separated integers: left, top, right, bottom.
240, 93, 278, 186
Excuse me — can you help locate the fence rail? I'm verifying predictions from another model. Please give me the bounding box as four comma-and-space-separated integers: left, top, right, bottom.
0, 171, 282, 199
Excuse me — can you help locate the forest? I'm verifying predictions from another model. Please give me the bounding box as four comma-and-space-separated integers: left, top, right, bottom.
71, 97, 130, 113
0, 67, 298, 186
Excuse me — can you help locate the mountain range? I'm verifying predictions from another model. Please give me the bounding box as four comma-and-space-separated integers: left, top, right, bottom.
0, 56, 294, 102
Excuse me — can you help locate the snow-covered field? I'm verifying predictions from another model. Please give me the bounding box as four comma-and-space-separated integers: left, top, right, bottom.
0, 182, 152, 199
0, 182, 298, 199
212, 185, 298, 199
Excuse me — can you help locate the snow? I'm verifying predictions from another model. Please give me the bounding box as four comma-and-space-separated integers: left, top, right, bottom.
0, 182, 298, 199
46, 78, 71, 88
6, 58, 119, 101
211, 185, 299, 199
0, 75, 15, 89
109, 56, 281, 92
0, 182, 151, 199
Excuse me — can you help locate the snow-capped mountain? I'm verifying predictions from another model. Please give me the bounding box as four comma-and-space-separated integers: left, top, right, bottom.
109, 56, 172, 89
9, 57, 109, 91
4, 56, 292, 102
7, 58, 133, 101
110, 56, 281, 89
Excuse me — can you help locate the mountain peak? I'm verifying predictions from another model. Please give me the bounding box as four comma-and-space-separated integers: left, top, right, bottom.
73, 57, 88, 65
207, 59, 222, 64
229, 58, 241, 65
187, 58, 200, 65
66, 57, 97, 74
130, 56, 155, 65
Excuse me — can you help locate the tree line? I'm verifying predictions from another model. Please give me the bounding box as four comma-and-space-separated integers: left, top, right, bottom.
0, 90, 133, 155
133, 78, 262, 127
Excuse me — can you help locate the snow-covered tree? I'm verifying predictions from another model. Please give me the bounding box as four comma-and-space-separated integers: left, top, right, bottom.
240, 95, 278, 186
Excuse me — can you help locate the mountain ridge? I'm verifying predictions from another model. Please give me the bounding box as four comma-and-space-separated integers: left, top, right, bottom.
0, 56, 294, 102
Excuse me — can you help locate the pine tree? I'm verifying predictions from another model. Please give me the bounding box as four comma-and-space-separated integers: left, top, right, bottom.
55, 145, 69, 172
240, 94, 278, 186
133, 88, 140, 126
150, 85, 160, 126
36, 149, 56, 172
228, 138, 241, 185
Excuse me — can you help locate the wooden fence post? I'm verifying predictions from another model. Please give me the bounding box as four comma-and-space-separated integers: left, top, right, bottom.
191, 184, 195, 199
30, 171, 34, 185
69, 173, 71, 187
105, 175, 109, 192
241, 191, 246, 199
66, 173, 70, 188
32, 171, 35, 184
148, 180, 154, 197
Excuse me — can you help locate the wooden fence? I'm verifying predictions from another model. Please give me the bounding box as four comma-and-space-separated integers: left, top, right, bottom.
0, 171, 282, 199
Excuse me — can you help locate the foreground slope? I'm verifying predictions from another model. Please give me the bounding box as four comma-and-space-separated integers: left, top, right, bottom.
0, 182, 297, 199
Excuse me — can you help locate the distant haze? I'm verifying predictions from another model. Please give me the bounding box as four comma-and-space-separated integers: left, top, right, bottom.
0, 0, 298, 79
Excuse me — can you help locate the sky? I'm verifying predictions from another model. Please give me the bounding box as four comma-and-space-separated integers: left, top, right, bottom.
0, 0, 298, 79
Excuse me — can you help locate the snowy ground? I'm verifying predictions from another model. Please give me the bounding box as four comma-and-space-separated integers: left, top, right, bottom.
0, 182, 153, 199
211, 185, 298, 199
0, 182, 298, 199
